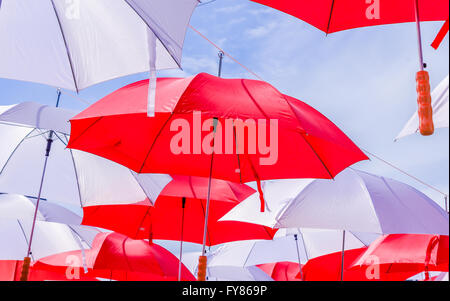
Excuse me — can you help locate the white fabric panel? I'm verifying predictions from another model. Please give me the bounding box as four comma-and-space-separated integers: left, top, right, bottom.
125, 0, 198, 66
274, 170, 382, 233
0, 129, 81, 205
181, 252, 274, 281
73, 150, 171, 206
396, 75, 449, 140
0, 102, 170, 206
130, 172, 172, 205
0, 0, 78, 90
0, 219, 82, 260
208, 237, 308, 267
0, 102, 75, 134
0, 0, 197, 91
0, 193, 98, 240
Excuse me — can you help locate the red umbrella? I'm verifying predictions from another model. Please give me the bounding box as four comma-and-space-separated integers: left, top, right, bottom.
68, 73, 366, 183
351, 234, 449, 280
33, 232, 196, 281
81, 175, 277, 280
302, 247, 419, 281
81, 175, 276, 244
257, 262, 302, 281
251, 0, 449, 136
68, 73, 367, 280
82, 175, 275, 244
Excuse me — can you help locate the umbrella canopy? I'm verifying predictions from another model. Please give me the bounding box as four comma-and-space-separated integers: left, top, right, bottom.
0, 193, 99, 261
67, 73, 368, 183
34, 232, 196, 281
221, 168, 449, 235
351, 234, 449, 274
301, 248, 419, 281
0, 0, 198, 91
181, 252, 274, 281
0, 102, 171, 207
396, 75, 449, 140
250, 0, 449, 34
81, 175, 277, 246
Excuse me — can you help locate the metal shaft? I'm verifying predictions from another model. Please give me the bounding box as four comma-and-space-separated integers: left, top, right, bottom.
340, 230, 346, 281
24, 90, 61, 269
294, 234, 304, 281
201, 118, 218, 257
414, 0, 425, 70
178, 197, 186, 281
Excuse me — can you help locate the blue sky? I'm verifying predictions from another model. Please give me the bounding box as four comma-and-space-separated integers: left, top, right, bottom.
0, 0, 448, 254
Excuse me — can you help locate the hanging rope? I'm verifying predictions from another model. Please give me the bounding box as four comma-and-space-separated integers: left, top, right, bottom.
188, 25, 264, 81
59, 89, 92, 106
361, 148, 448, 198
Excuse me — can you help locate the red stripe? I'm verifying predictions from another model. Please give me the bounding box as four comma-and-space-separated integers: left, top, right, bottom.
431, 19, 449, 50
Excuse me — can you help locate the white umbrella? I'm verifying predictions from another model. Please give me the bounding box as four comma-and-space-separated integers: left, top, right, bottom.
0, 193, 99, 262
221, 168, 448, 281
181, 251, 274, 281
396, 75, 449, 140
0, 102, 171, 279
201, 228, 377, 281
0, 0, 199, 116
221, 169, 449, 235
0, 0, 197, 91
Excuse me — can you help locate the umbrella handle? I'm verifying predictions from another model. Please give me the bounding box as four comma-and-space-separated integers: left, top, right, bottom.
197, 255, 207, 281
416, 71, 434, 136
19, 257, 31, 281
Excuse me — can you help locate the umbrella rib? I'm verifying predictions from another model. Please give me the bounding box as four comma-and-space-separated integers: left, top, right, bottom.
199, 197, 212, 247
17, 219, 34, 262
49, 0, 79, 93
325, 0, 336, 35
138, 114, 175, 173
0, 128, 35, 175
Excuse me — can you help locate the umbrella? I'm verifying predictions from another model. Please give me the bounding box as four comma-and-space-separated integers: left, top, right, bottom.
221, 168, 448, 280
0, 102, 171, 280
301, 248, 419, 281
181, 252, 274, 281
221, 168, 449, 235
0, 193, 100, 280
80, 175, 277, 280
396, 75, 449, 140
251, 0, 449, 135
67, 73, 368, 279
351, 234, 449, 280
34, 232, 196, 281
0, 0, 199, 115
197, 228, 376, 281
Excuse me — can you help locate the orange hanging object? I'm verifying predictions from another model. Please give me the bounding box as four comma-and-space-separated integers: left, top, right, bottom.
416, 71, 434, 136
19, 257, 31, 281
197, 255, 207, 281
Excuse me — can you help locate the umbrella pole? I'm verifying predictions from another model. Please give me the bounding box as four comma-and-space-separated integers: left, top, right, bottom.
178, 197, 186, 281
294, 234, 304, 281
413, 0, 434, 135
20, 89, 61, 281
198, 117, 218, 281
340, 230, 346, 281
